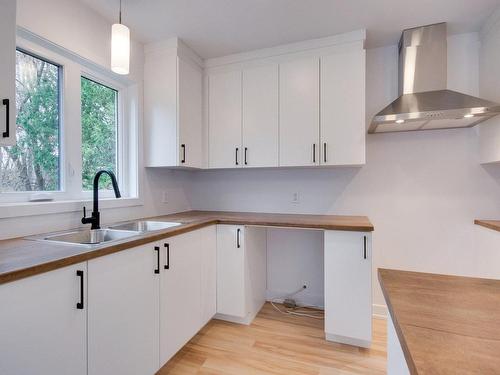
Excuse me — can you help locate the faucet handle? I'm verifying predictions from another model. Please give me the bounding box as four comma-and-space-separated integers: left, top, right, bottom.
83, 206, 87, 218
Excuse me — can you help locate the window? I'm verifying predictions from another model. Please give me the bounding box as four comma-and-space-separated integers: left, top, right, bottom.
0, 50, 61, 192
81, 77, 118, 191
0, 34, 138, 212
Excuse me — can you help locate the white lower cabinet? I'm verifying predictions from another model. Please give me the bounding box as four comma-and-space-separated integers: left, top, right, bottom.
200, 225, 217, 324
324, 230, 372, 348
216, 225, 267, 325
88, 244, 160, 375
0, 263, 87, 375
160, 226, 217, 364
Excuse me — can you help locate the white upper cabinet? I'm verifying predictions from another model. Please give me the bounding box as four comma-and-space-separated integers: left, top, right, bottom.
321, 47, 366, 165
144, 41, 203, 168
178, 57, 203, 168
279, 57, 320, 167
242, 64, 279, 167
208, 70, 242, 168
0, 0, 16, 146
88, 244, 160, 375
0, 262, 87, 375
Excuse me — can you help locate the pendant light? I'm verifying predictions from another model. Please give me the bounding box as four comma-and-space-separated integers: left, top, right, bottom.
111, 0, 130, 75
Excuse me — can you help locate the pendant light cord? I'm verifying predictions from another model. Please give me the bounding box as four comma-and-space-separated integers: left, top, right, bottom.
119, 0, 122, 24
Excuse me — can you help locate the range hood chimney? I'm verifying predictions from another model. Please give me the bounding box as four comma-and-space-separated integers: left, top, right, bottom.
369, 23, 500, 133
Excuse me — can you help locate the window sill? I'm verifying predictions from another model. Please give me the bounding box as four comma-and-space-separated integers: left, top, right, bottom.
0, 197, 143, 219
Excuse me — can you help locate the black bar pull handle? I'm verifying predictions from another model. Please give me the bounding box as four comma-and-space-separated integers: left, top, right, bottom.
313, 143, 316, 163
154, 246, 160, 274
2, 99, 9, 138
164, 243, 170, 270
76, 270, 84, 309
323, 143, 327, 163
363, 236, 367, 259
181, 144, 186, 164
244, 147, 248, 165
237, 228, 241, 248
235, 147, 239, 165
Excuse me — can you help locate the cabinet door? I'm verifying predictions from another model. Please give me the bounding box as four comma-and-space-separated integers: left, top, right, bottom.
88, 244, 160, 375
208, 70, 242, 168
144, 50, 177, 167
0, 263, 87, 375
160, 230, 202, 364
324, 231, 372, 348
178, 57, 203, 168
200, 225, 217, 325
279, 57, 320, 167
321, 48, 365, 165
0, 0, 16, 146
216, 225, 246, 317
242, 64, 279, 167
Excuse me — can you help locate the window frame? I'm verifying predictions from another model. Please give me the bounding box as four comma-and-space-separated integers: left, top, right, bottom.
79, 72, 127, 199
0, 32, 140, 214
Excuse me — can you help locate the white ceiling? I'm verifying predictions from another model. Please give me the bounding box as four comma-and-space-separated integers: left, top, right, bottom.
80, 0, 500, 59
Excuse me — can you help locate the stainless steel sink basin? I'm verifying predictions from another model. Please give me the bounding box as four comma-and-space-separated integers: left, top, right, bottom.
33, 228, 140, 247
108, 220, 181, 232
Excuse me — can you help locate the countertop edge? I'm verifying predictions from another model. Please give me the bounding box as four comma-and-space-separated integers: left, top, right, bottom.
378, 268, 418, 375
474, 219, 500, 232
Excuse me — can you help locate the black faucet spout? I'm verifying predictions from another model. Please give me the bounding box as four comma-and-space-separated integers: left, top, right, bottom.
82, 170, 121, 230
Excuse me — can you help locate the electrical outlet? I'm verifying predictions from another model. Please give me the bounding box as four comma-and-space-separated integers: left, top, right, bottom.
161, 191, 168, 204
292, 192, 300, 204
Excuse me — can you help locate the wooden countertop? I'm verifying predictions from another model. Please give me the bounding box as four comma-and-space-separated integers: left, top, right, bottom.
474, 219, 500, 232
0, 210, 373, 285
378, 268, 500, 375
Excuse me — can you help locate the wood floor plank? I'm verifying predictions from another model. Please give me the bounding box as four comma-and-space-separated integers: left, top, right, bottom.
157, 303, 387, 374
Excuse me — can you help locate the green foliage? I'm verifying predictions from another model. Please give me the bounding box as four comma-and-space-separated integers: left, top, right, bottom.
0, 51, 118, 193
81, 77, 118, 191
0, 51, 60, 192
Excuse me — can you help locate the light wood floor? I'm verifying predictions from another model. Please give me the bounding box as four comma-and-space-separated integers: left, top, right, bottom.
158, 303, 387, 374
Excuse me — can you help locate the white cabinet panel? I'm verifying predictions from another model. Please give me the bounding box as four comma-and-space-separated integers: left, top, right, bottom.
387, 314, 410, 374
144, 50, 178, 167
324, 230, 372, 348
160, 230, 202, 364
0, 0, 16, 146
88, 244, 160, 375
200, 225, 217, 325
321, 48, 365, 165
208, 70, 242, 168
242, 65, 279, 167
279, 57, 320, 166
216, 225, 246, 318
144, 52, 203, 168
216, 225, 267, 325
0, 263, 87, 375
179, 57, 203, 168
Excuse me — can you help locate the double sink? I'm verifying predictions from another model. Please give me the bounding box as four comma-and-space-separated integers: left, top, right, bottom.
31, 220, 181, 247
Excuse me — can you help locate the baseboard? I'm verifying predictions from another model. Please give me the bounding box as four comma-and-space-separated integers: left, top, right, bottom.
325, 333, 371, 348
214, 301, 265, 326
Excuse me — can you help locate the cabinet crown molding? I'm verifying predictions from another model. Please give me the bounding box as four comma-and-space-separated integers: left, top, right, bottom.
204, 29, 366, 68
145, 37, 203, 68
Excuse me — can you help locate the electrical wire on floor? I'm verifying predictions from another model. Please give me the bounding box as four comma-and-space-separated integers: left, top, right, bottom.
269, 285, 325, 320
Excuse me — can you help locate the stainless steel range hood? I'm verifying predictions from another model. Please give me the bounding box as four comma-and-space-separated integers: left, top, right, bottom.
368, 23, 500, 133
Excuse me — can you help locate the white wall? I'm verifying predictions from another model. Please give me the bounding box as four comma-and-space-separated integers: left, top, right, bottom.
189, 34, 500, 310
0, 0, 194, 239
